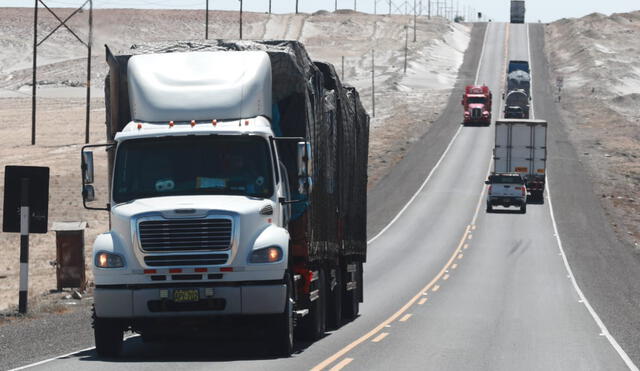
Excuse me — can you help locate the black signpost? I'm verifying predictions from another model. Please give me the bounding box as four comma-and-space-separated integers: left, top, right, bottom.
3, 166, 49, 314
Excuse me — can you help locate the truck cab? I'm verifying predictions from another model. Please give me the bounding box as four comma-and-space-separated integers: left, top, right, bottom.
461, 85, 492, 126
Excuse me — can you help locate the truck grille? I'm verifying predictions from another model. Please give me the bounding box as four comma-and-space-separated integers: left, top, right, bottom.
472, 108, 481, 119
144, 253, 228, 266
139, 218, 233, 252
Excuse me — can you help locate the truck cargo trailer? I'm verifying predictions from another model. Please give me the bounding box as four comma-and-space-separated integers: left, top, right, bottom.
493, 119, 547, 200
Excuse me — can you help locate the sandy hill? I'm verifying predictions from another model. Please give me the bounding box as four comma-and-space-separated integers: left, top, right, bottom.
0, 8, 469, 311
545, 11, 640, 250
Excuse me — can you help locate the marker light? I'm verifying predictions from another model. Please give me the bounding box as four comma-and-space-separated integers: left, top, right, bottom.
136, 123, 142, 130
250, 246, 283, 263
212, 119, 217, 126
169, 121, 175, 128
191, 120, 196, 127
244, 120, 249, 126
95, 252, 124, 268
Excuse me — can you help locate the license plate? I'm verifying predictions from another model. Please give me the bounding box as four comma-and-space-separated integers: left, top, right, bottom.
173, 289, 199, 303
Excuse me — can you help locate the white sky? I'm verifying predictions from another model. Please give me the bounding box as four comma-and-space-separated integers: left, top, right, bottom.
2, 0, 639, 23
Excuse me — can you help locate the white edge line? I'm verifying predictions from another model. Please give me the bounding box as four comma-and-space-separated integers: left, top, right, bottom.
368, 21, 491, 245
531, 22, 637, 371
7, 334, 139, 371
546, 178, 638, 371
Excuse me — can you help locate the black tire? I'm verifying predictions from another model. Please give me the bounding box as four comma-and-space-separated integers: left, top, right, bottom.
521, 204, 527, 214
272, 274, 294, 357
486, 203, 493, 213
326, 267, 343, 330
297, 269, 326, 341
93, 306, 124, 358
342, 264, 359, 320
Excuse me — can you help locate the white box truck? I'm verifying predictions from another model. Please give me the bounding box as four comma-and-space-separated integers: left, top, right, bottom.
493, 119, 547, 200
510, 0, 525, 24
81, 41, 369, 357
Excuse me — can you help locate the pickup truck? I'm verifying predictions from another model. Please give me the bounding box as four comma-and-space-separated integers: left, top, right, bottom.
485, 173, 527, 213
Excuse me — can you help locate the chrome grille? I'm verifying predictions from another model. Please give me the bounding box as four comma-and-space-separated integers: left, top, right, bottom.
472, 108, 481, 119
144, 253, 228, 267
139, 218, 232, 252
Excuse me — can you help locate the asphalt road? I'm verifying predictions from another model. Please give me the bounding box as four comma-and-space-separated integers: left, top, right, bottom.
4, 22, 639, 371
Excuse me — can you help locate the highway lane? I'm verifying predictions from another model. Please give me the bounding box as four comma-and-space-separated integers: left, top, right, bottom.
9, 21, 638, 371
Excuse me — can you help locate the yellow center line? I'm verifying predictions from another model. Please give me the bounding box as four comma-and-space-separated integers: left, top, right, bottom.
310, 225, 472, 371
399, 314, 413, 322
372, 332, 389, 343
329, 358, 354, 371
418, 298, 428, 305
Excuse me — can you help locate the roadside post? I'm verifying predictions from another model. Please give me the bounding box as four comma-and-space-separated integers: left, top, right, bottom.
2, 166, 50, 314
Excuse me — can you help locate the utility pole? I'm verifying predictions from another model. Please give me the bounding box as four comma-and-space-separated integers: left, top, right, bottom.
296, 0, 299, 14
389, 0, 392, 15
239, 0, 243, 39
269, 0, 271, 14
428, 0, 431, 19
404, 25, 408, 73
205, 0, 209, 39
371, 49, 375, 117
413, 0, 417, 42
354, 0, 357, 11
31, 0, 37, 145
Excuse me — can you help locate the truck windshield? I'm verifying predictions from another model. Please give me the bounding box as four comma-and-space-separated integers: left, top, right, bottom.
113, 135, 274, 203
468, 97, 486, 104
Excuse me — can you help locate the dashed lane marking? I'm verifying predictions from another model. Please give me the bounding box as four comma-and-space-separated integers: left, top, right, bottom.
329, 358, 354, 371
372, 333, 389, 343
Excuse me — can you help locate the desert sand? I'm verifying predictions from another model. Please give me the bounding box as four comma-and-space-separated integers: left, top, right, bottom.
0, 8, 469, 311
545, 11, 640, 251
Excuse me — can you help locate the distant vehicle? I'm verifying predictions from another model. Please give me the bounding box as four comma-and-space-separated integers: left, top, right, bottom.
493, 119, 547, 201
510, 0, 525, 24
461, 85, 492, 125
504, 89, 530, 119
83, 41, 369, 357
508, 60, 530, 74
485, 173, 527, 213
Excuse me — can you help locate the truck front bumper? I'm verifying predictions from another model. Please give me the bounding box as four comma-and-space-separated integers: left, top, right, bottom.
94, 281, 286, 318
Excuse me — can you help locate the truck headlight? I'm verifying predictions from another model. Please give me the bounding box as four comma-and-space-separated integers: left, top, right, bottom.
250, 246, 283, 263
95, 252, 125, 268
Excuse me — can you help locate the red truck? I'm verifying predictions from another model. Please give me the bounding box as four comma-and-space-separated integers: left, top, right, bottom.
461, 85, 492, 126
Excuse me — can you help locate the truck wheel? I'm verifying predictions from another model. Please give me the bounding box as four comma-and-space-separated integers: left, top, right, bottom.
272, 274, 294, 357
326, 267, 343, 330
342, 264, 360, 320
297, 269, 326, 341
486, 203, 493, 213
521, 204, 527, 214
92, 306, 124, 358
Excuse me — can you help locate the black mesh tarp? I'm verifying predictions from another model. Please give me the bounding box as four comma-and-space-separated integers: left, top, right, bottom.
105, 40, 369, 264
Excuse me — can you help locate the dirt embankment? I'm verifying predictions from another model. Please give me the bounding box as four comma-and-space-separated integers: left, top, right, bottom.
545, 11, 640, 249
0, 8, 469, 312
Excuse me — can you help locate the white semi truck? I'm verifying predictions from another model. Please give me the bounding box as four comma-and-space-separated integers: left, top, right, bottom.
493, 119, 547, 200
82, 41, 369, 357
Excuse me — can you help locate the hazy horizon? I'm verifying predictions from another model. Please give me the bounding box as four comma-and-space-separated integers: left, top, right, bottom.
2, 0, 639, 23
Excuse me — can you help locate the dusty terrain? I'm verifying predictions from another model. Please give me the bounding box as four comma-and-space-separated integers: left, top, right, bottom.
0, 8, 469, 312
545, 11, 640, 251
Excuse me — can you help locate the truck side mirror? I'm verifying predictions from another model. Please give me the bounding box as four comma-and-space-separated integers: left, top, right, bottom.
82, 151, 94, 184
484, 180, 491, 185
297, 141, 313, 196
83, 184, 96, 202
